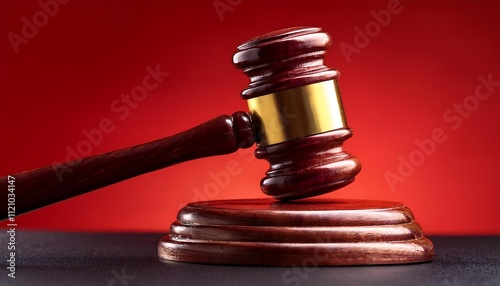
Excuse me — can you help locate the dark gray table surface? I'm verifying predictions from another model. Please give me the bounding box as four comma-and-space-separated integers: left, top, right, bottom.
0, 231, 499, 286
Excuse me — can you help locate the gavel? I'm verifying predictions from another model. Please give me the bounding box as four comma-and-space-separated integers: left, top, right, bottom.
1, 26, 434, 266
0, 27, 361, 218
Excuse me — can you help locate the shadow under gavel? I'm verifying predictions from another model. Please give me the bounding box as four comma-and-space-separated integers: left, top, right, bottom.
0, 27, 361, 219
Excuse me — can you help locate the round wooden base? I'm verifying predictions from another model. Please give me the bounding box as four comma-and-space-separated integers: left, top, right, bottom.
158, 199, 434, 266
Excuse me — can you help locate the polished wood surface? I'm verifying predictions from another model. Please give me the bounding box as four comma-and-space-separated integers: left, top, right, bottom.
159, 199, 435, 266
0, 112, 254, 218
256, 128, 360, 200
233, 27, 339, 99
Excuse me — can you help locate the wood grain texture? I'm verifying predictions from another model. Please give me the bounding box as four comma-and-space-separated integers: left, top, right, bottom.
0, 112, 254, 219
158, 199, 435, 266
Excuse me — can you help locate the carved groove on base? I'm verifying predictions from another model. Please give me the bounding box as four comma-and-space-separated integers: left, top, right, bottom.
158, 199, 435, 266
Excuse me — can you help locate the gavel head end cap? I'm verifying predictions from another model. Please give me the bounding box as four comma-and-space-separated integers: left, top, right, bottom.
233, 26, 339, 99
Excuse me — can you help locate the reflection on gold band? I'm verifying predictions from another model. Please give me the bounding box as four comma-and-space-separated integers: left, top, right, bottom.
247, 80, 347, 146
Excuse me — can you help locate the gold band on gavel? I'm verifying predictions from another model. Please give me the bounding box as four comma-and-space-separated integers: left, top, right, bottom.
247, 80, 347, 146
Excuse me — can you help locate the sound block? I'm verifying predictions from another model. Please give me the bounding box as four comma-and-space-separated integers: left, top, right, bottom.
158, 199, 434, 266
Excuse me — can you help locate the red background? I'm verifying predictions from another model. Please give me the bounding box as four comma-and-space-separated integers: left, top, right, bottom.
1, 0, 499, 234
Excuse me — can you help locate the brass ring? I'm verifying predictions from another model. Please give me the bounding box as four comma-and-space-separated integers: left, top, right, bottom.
247, 80, 347, 146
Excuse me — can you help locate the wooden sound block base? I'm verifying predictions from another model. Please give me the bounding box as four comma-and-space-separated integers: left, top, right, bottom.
158, 199, 434, 266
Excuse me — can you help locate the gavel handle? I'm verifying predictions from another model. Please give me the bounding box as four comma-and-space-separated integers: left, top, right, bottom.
0, 112, 255, 219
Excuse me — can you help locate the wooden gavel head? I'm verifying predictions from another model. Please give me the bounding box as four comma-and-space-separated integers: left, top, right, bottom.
233, 27, 361, 200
